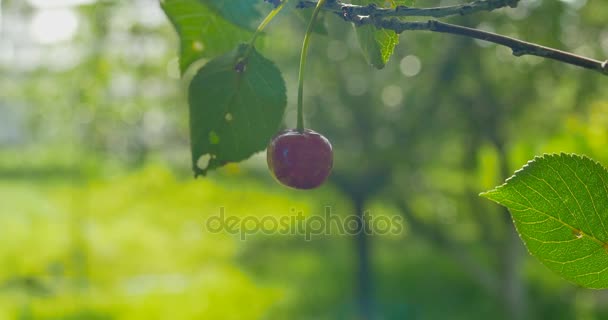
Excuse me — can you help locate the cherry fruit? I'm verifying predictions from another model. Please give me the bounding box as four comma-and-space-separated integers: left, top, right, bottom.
267, 129, 333, 189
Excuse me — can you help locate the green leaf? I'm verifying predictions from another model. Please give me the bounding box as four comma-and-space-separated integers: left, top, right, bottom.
351, 0, 414, 69
188, 44, 287, 176
481, 154, 608, 289
161, 0, 252, 75
354, 24, 398, 69
203, 0, 265, 30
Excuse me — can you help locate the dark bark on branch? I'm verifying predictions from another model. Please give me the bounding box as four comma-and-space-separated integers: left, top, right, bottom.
297, 0, 608, 76
372, 19, 608, 75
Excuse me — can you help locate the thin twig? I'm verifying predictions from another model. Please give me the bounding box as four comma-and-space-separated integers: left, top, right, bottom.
297, 0, 519, 18
367, 19, 608, 75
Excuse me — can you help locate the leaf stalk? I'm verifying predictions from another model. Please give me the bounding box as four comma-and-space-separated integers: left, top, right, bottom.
245, 0, 289, 58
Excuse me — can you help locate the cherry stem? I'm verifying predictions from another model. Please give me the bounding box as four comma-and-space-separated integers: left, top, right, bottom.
297, 0, 326, 132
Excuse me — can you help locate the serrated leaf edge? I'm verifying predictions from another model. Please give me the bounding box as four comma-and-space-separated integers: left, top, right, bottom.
479, 152, 608, 247
480, 153, 597, 199
480, 152, 608, 289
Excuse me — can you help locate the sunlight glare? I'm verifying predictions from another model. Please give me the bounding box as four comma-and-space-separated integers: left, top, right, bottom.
26, 0, 96, 9
29, 9, 79, 44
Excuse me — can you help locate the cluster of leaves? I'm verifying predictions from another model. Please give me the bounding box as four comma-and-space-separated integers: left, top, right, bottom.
161, 0, 413, 176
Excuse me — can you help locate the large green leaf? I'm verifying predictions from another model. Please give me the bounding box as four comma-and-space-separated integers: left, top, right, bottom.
481, 154, 608, 289
352, 0, 414, 69
161, 0, 251, 74
188, 44, 287, 176
203, 0, 265, 30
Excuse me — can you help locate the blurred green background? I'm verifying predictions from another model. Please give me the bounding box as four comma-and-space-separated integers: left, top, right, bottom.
1, 0, 608, 319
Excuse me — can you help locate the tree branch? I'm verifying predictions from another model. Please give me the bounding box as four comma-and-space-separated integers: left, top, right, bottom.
298, 0, 519, 19
297, 0, 608, 76
369, 19, 608, 75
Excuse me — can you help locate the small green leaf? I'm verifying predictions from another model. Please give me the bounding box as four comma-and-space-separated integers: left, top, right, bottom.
203, 0, 265, 30
481, 154, 608, 289
161, 0, 251, 74
354, 24, 398, 69
351, 0, 414, 69
189, 44, 287, 176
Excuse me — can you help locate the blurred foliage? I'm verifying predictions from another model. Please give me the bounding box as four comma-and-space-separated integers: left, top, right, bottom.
1, 0, 608, 319
0, 165, 289, 319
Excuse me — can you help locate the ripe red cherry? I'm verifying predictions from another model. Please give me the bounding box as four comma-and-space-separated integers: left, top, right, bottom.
267, 129, 333, 189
